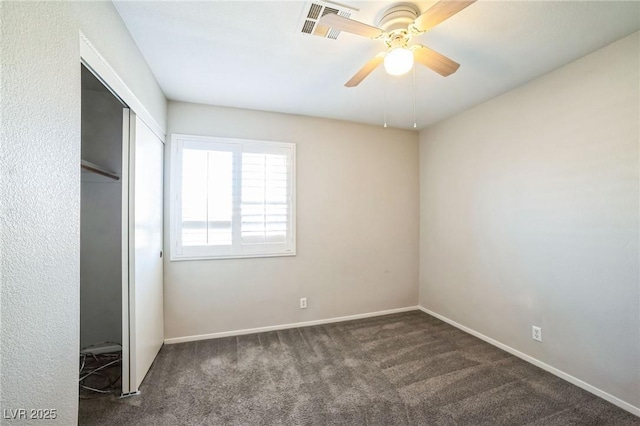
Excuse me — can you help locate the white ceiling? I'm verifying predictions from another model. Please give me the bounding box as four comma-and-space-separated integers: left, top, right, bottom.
114, 1, 640, 130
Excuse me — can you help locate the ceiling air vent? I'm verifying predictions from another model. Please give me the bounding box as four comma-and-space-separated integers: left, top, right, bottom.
299, 1, 358, 40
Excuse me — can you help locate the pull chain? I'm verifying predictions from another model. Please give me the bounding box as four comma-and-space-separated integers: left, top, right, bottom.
413, 66, 417, 129
383, 73, 388, 128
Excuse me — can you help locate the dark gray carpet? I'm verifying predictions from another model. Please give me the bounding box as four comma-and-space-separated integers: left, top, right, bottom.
78, 311, 639, 425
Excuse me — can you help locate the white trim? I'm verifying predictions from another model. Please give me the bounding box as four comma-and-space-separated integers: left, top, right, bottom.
79, 31, 166, 143
128, 112, 139, 393
164, 306, 419, 344
417, 306, 640, 418
120, 108, 131, 395
170, 252, 296, 262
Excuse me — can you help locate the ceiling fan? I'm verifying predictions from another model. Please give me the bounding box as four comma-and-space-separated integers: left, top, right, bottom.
319, 0, 476, 87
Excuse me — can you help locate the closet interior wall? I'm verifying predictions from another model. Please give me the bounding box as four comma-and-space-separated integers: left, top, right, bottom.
80, 66, 123, 352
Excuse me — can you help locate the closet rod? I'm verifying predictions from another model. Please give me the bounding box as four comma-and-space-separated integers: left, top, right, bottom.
81, 159, 120, 181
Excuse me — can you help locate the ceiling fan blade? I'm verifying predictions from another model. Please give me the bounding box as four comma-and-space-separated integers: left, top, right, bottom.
319, 13, 384, 39
412, 45, 460, 76
412, 0, 476, 33
345, 53, 386, 87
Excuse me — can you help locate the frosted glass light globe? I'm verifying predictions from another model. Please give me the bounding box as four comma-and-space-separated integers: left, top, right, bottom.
384, 47, 414, 76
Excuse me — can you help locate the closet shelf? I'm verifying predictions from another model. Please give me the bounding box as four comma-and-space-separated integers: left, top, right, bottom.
81, 159, 120, 181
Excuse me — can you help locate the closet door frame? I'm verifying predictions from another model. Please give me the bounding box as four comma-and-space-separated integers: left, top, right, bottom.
79, 33, 165, 142
80, 33, 166, 398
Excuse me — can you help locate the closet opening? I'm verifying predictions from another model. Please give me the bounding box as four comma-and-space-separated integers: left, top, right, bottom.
78, 47, 165, 410
79, 64, 128, 399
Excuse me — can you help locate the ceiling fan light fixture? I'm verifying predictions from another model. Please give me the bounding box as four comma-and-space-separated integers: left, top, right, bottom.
384, 47, 414, 76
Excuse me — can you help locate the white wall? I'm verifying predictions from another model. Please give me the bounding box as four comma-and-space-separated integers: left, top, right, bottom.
0, 2, 166, 423
165, 102, 419, 340
419, 32, 639, 409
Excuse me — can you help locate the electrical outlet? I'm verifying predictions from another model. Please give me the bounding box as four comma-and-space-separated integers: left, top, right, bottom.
300, 298, 307, 309
532, 326, 542, 342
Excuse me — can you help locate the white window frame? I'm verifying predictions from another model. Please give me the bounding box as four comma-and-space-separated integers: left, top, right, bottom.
170, 134, 296, 261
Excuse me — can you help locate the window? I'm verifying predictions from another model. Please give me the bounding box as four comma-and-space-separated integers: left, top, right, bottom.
170, 134, 295, 260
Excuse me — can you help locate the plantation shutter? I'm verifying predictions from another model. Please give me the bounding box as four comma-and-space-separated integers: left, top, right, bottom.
239, 143, 294, 255
172, 135, 295, 260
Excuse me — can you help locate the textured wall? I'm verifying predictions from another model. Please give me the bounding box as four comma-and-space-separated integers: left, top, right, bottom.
419, 33, 639, 409
0, 2, 166, 423
164, 102, 420, 340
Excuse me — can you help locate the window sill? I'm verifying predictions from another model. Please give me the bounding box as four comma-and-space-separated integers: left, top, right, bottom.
169, 251, 296, 262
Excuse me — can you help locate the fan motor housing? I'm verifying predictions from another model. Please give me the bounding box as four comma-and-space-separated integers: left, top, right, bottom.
376, 2, 420, 32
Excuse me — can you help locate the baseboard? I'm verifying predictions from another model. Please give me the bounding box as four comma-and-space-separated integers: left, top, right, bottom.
418, 306, 640, 418
164, 306, 419, 345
